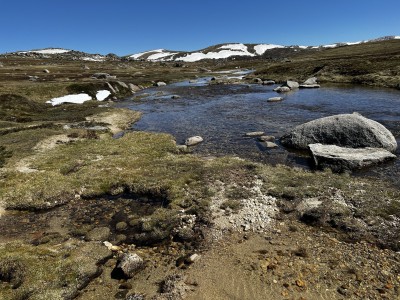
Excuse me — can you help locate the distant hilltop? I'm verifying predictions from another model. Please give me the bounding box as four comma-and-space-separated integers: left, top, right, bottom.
2, 36, 399, 62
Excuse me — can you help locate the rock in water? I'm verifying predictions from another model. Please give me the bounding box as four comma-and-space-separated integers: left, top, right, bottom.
154, 81, 167, 87
267, 97, 283, 102
309, 144, 396, 172
245, 131, 264, 137
185, 136, 203, 146
280, 113, 397, 152
273, 86, 291, 93
302, 77, 318, 85
283, 80, 299, 89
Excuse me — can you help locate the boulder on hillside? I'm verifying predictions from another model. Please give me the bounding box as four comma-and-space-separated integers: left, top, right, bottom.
309, 143, 396, 172
280, 113, 397, 153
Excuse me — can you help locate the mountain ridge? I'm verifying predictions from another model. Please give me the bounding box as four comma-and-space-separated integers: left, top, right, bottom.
2, 35, 399, 62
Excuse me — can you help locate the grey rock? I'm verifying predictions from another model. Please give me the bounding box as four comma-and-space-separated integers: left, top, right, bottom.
267, 96, 283, 102
83, 65, 90, 70
86, 226, 110, 241
245, 131, 264, 137
309, 143, 396, 172
176, 145, 190, 153
129, 83, 141, 92
273, 86, 291, 93
106, 82, 116, 94
171, 95, 181, 99
303, 77, 318, 85
299, 84, 320, 88
253, 78, 263, 84
198, 67, 211, 72
281, 113, 397, 152
154, 81, 167, 87
43, 69, 50, 73
258, 135, 275, 142
263, 141, 279, 148
117, 253, 145, 278
185, 136, 203, 146
28, 75, 39, 81
283, 80, 299, 89
92, 73, 110, 79
116, 81, 128, 89
115, 221, 128, 232
263, 80, 275, 85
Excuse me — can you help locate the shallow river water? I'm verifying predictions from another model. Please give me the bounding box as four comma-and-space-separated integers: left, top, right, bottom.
117, 77, 400, 185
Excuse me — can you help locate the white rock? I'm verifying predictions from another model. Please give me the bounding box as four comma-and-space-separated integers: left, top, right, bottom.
185, 136, 203, 146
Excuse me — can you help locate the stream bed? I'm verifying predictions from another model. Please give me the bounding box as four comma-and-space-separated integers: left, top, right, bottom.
117, 77, 400, 185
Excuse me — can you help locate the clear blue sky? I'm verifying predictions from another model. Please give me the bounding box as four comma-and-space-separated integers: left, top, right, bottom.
1, 0, 399, 55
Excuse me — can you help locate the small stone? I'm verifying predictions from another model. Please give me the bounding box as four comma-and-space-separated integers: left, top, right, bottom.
264, 142, 278, 148
87, 227, 110, 241
154, 81, 167, 87
258, 135, 275, 142
267, 97, 283, 102
296, 279, 305, 287
43, 69, 50, 73
119, 282, 132, 290
186, 254, 201, 263
171, 95, 181, 99
116, 222, 128, 232
245, 131, 264, 137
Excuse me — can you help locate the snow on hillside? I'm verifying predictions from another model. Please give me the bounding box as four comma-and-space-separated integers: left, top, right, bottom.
253, 44, 284, 55
147, 52, 177, 60
20, 48, 71, 54
128, 49, 164, 59
177, 43, 255, 62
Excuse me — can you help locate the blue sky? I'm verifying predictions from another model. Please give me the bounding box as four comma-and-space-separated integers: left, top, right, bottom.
1, 0, 399, 55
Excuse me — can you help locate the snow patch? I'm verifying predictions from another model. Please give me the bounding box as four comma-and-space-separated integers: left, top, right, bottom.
82, 55, 105, 62
96, 90, 111, 101
219, 43, 249, 52
254, 44, 284, 55
24, 48, 71, 54
129, 49, 164, 59
47, 93, 93, 106
147, 52, 177, 60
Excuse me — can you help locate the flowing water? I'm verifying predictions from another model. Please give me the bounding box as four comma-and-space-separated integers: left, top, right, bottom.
117, 76, 400, 185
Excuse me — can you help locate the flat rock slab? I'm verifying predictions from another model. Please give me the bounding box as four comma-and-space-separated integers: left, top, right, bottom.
245, 131, 264, 137
267, 97, 283, 102
299, 84, 320, 88
309, 143, 396, 172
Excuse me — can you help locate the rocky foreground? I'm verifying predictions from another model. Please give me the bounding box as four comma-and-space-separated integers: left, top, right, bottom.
0, 54, 399, 300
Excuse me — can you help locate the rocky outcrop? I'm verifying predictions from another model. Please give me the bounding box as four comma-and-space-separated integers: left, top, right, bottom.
281, 113, 397, 153
309, 144, 396, 172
